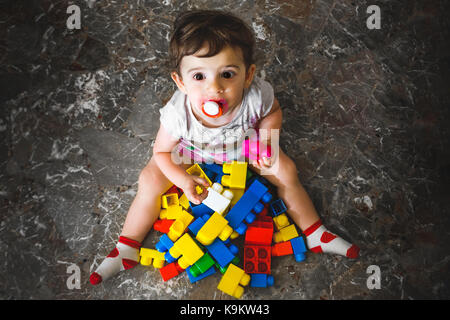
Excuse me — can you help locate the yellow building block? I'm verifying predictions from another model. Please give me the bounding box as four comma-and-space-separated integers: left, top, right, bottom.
221, 161, 247, 189
179, 193, 190, 210
186, 163, 212, 194
196, 212, 234, 245
160, 193, 184, 219
273, 213, 290, 231
217, 264, 250, 299
161, 193, 179, 208
229, 230, 240, 240
167, 210, 194, 242
273, 224, 299, 243
226, 187, 245, 207
168, 233, 204, 269
159, 204, 183, 220
140, 248, 166, 268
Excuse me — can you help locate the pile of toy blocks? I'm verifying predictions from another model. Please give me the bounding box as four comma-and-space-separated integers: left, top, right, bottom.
139, 161, 307, 299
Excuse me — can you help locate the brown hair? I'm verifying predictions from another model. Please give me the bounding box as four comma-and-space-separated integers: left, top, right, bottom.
169, 10, 255, 75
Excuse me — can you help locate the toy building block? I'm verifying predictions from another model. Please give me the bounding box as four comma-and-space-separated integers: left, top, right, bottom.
290, 236, 307, 262
226, 187, 245, 207
273, 213, 290, 231
167, 209, 194, 242
206, 238, 239, 268
250, 274, 274, 288
188, 252, 215, 277
188, 214, 208, 236
166, 233, 204, 269
186, 265, 216, 283
273, 224, 299, 243
217, 263, 250, 299
164, 184, 183, 198
190, 202, 214, 218
271, 240, 293, 256
153, 219, 175, 233
244, 245, 271, 274
270, 199, 287, 217
178, 193, 190, 210
140, 248, 166, 268
215, 255, 240, 274
200, 163, 225, 183
159, 261, 184, 281
221, 160, 247, 189
160, 193, 183, 220
159, 204, 183, 220
225, 179, 273, 235
271, 236, 307, 262
155, 233, 174, 253
196, 212, 234, 245
202, 182, 234, 215
186, 163, 212, 194
162, 193, 179, 208
244, 215, 273, 246
259, 205, 269, 217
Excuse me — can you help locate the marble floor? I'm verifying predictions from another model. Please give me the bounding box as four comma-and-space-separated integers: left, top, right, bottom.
1, 0, 449, 300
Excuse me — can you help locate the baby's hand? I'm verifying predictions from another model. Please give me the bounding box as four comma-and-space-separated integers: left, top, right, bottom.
252, 156, 273, 171
180, 174, 210, 205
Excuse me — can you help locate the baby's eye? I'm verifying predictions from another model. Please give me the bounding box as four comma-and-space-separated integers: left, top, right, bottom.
222, 71, 235, 79
193, 73, 204, 81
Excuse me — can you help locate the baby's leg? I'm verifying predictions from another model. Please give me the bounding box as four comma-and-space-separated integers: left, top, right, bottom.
250, 149, 359, 258
90, 156, 182, 285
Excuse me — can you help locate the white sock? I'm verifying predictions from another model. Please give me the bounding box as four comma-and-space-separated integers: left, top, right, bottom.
303, 220, 360, 258
89, 236, 141, 285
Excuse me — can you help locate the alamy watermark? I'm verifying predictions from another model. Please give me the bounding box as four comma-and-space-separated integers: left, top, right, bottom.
366, 5, 381, 29
66, 263, 81, 289
366, 265, 381, 289
170, 128, 280, 176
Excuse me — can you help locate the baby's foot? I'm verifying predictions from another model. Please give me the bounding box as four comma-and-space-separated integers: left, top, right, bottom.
303, 220, 360, 258
90, 236, 141, 285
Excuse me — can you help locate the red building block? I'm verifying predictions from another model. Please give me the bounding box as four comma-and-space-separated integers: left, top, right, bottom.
164, 185, 183, 197
153, 219, 175, 233
271, 241, 294, 256
259, 205, 269, 217
244, 245, 271, 274
159, 261, 185, 281
244, 215, 273, 246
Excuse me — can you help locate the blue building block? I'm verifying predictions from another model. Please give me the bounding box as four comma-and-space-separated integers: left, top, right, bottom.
250, 274, 274, 288
225, 179, 272, 235
155, 234, 174, 253
290, 236, 307, 262
270, 199, 287, 217
188, 215, 208, 236
200, 163, 225, 183
164, 251, 177, 263
205, 238, 239, 268
186, 265, 216, 283
190, 202, 214, 218
246, 171, 268, 183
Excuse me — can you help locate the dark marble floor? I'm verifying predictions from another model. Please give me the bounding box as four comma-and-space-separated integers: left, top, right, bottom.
1, 0, 449, 300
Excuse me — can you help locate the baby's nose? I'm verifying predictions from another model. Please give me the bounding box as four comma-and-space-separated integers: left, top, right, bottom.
207, 78, 224, 93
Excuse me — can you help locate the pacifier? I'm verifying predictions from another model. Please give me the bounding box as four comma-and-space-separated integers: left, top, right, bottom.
202, 100, 225, 118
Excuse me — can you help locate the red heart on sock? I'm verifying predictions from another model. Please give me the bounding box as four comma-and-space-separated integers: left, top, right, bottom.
122, 259, 138, 270
320, 231, 337, 243
107, 247, 119, 258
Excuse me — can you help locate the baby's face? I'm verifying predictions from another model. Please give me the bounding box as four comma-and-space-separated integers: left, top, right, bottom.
172, 45, 255, 123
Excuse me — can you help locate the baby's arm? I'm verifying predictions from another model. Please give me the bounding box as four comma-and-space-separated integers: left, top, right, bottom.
153, 125, 209, 204
258, 97, 282, 140
253, 97, 282, 169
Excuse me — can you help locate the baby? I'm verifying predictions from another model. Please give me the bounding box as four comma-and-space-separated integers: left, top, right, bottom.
90, 10, 359, 285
